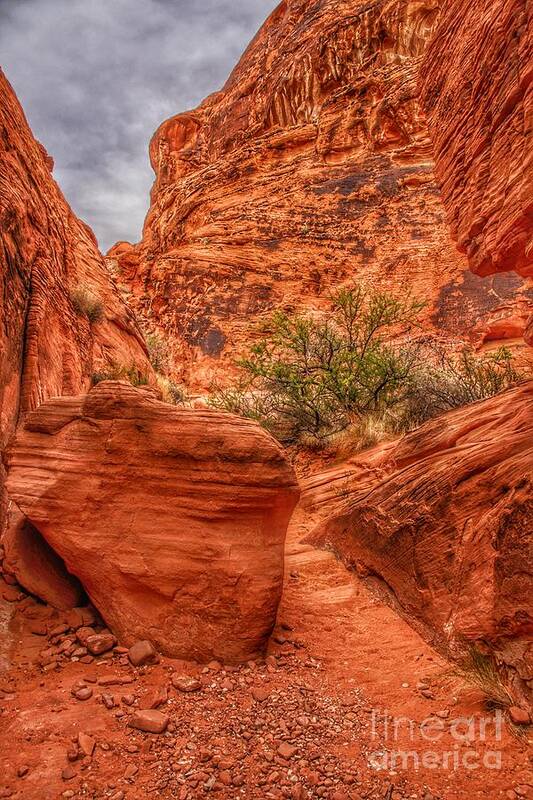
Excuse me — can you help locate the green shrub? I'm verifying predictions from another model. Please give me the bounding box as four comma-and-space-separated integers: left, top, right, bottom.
211, 285, 425, 444
92, 363, 149, 387
211, 284, 527, 449
395, 345, 525, 432
71, 285, 104, 323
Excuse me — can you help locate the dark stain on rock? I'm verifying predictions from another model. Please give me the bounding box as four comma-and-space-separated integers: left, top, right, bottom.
182, 316, 226, 357
433, 270, 527, 332
337, 196, 380, 218
312, 170, 372, 197
351, 238, 376, 263
259, 239, 282, 251
375, 213, 390, 228
202, 327, 226, 356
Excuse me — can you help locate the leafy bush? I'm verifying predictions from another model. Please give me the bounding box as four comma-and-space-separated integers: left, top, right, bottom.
211, 285, 527, 449
71, 285, 104, 323
92, 363, 149, 387
211, 285, 424, 444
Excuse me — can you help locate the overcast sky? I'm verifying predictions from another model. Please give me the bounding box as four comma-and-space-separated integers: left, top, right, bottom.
0, 0, 278, 251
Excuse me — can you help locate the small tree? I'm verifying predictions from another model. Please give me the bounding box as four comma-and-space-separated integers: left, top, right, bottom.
211, 286, 425, 443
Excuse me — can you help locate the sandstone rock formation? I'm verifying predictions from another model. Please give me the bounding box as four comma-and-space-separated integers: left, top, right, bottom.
111, 0, 532, 389
305, 383, 533, 697
6, 382, 300, 663
420, 0, 532, 278
0, 69, 152, 532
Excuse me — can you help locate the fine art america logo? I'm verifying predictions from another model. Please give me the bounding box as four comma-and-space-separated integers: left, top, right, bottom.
369, 709, 503, 772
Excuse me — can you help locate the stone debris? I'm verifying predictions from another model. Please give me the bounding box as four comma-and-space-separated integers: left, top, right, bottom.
128, 640, 157, 667
128, 709, 169, 734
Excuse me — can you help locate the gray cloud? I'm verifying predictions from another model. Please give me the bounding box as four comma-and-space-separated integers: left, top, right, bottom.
0, 0, 279, 251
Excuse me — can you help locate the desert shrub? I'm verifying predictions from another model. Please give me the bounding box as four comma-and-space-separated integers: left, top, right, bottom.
395, 345, 525, 432
211, 283, 527, 449
449, 644, 514, 710
92, 363, 149, 387
70, 285, 104, 323
156, 374, 187, 405
211, 285, 425, 444
145, 331, 171, 373
326, 413, 396, 459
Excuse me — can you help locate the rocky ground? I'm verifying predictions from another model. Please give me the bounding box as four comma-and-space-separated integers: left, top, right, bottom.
1, 505, 532, 800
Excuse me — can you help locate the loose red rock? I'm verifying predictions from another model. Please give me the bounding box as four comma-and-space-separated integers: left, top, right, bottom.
128, 710, 169, 734
85, 633, 116, 656
128, 640, 157, 667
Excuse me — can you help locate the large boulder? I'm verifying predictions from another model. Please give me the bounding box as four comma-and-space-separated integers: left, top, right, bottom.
305, 383, 533, 696
6, 382, 300, 663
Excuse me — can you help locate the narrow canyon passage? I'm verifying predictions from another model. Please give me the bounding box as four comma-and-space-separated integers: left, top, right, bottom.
0, 0, 531, 798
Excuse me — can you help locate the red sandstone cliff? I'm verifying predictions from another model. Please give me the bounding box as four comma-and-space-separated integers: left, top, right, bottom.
420, 0, 532, 279
112, 0, 532, 389
0, 70, 152, 528
304, 383, 533, 701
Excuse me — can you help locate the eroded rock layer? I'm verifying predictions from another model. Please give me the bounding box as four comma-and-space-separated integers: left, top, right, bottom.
6, 382, 300, 663
114, 0, 532, 389
420, 0, 533, 278
305, 383, 533, 698
0, 70, 152, 530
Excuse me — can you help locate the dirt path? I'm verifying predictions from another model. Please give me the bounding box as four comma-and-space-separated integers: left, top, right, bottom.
277, 506, 532, 798
0, 502, 531, 800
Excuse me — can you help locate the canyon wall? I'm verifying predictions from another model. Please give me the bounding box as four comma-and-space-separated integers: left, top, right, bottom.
0, 70, 152, 529
420, 0, 532, 279
113, 0, 532, 389
301, 0, 533, 691
305, 384, 533, 700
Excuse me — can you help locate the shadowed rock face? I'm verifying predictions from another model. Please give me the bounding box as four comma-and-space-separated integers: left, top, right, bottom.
112, 0, 532, 389
2, 506, 84, 610
6, 382, 300, 663
0, 70, 152, 531
420, 0, 533, 278
304, 383, 533, 700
